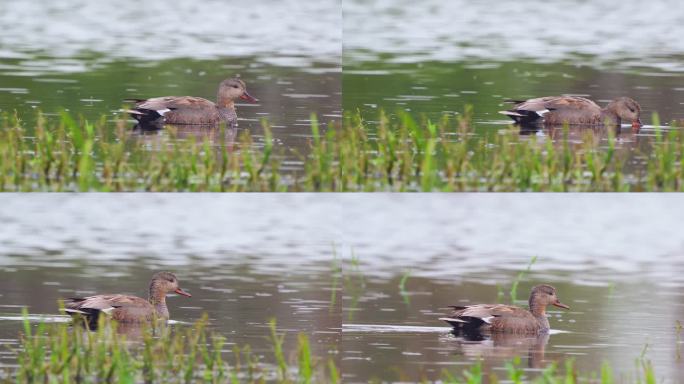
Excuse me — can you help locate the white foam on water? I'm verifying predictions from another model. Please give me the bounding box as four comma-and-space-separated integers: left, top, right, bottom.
342, 323, 570, 335
0, 315, 72, 323
343, 324, 452, 333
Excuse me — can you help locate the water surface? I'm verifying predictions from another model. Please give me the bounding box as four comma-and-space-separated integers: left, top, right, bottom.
336, 194, 684, 382
343, 0, 684, 183
0, 195, 342, 371
1, 195, 683, 381
0, 0, 341, 173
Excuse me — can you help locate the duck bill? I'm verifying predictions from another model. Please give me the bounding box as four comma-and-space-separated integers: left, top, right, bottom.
239, 91, 258, 103
553, 300, 569, 309
175, 288, 192, 297
632, 119, 642, 129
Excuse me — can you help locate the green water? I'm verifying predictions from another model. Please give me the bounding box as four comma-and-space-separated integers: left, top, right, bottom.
0, 56, 340, 167
342, 59, 684, 179
343, 59, 684, 126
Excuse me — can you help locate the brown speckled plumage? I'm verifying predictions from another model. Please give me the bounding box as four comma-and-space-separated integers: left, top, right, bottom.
500, 96, 642, 129
126, 78, 257, 126
64, 272, 191, 328
440, 284, 570, 334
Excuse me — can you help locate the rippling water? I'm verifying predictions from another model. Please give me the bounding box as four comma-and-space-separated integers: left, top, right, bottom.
0, 0, 341, 173
0, 0, 340, 67
344, 0, 684, 72
0, 195, 683, 382
343, 0, 684, 185
0, 195, 343, 372
1, 194, 683, 284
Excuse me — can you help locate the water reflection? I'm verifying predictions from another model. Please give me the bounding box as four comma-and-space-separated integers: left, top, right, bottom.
516, 124, 632, 147
69, 320, 154, 341
132, 125, 240, 152
446, 330, 550, 369
518, 124, 622, 138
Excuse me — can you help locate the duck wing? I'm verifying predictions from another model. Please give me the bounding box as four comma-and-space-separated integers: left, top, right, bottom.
501, 96, 601, 125
133, 96, 215, 111
125, 96, 219, 124
64, 294, 149, 316
440, 304, 532, 329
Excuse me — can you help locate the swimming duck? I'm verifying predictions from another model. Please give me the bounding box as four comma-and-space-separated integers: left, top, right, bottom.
126, 78, 257, 126
500, 96, 642, 129
440, 284, 570, 334
64, 272, 191, 327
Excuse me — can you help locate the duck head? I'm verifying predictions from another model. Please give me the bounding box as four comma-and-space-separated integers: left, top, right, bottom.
149, 271, 192, 300
218, 78, 258, 106
606, 97, 641, 129
529, 284, 569, 314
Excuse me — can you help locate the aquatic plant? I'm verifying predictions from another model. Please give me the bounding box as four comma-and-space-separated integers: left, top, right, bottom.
2, 108, 684, 191
398, 269, 412, 305
329, 243, 342, 314
7, 309, 337, 383
436, 355, 659, 384
508, 256, 538, 304
343, 249, 365, 321
496, 256, 537, 304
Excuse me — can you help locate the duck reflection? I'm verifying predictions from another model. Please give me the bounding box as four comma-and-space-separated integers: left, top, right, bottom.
131, 123, 239, 154
515, 123, 651, 161
133, 123, 238, 141
446, 328, 549, 369
70, 318, 171, 341
517, 124, 626, 140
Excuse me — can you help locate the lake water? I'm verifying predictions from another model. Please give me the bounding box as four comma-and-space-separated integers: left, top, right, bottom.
0, 195, 342, 374
0, 0, 341, 171
344, 0, 684, 182
337, 194, 684, 382
1, 195, 683, 381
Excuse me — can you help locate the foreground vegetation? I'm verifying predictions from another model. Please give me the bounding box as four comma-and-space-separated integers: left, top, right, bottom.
1, 109, 683, 191
437, 356, 657, 384
6, 313, 660, 383
7, 311, 337, 383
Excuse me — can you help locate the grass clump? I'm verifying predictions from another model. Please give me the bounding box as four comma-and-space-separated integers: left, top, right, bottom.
0, 111, 283, 192
3, 108, 684, 191
7, 309, 337, 383
438, 356, 659, 384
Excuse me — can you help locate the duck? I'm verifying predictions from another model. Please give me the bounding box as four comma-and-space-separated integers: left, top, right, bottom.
440, 284, 570, 334
500, 96, 642, 129
64, 272, 191, 327
125, 78, 257, 126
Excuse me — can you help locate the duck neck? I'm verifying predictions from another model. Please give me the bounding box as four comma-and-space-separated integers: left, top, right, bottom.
219, 107, 238, 123
529, 300, 550, 329
217, 93, 237, 123
600, 105, 620, 126
148, 283, 169, 319
217, 92, 236, 110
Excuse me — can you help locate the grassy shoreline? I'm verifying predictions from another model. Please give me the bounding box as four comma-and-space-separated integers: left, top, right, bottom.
1, 109, 682, 191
